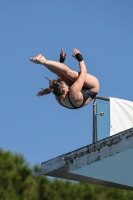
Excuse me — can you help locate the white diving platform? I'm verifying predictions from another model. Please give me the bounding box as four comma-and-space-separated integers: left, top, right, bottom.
41, 128, 133, 190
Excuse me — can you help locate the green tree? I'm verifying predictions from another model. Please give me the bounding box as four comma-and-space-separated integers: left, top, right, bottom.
0, 148, 37, 200
1, 148, 133, 200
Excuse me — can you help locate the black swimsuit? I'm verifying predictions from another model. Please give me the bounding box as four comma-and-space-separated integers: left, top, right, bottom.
59, 87, 97, 109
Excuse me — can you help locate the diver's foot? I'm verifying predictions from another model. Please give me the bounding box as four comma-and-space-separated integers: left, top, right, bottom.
30, 54, 46, 64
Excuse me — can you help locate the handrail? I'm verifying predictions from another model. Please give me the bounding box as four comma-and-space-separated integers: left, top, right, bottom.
95, 95, 110, 101
93, 95, 110, 143
93, 98, 97, 142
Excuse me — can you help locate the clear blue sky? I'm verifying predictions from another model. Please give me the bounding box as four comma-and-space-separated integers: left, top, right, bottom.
0, 1, 133, 167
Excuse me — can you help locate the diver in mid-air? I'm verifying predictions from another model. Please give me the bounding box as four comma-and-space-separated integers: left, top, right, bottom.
30, 48, 100, 109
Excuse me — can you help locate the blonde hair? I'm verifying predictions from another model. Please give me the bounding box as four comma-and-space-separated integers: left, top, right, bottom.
37, 78, 64, 97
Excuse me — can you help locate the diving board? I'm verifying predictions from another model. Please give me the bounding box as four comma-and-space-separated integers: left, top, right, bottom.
41, 128, 133, 190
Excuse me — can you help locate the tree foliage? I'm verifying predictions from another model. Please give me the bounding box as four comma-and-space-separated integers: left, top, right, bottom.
0, 148, 133, 200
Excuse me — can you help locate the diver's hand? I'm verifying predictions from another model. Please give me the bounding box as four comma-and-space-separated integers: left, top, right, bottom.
72, 48, 81, 58
72, 48, 83, 62
59, 48, 67, 63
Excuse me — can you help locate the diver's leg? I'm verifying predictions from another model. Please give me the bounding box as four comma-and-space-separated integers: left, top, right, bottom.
30, 54, 73, 86
30, 54, 76, 77
30, 54, 99, 92
30, 54, 81, 82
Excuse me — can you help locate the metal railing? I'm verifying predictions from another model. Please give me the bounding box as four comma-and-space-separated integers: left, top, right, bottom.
93, 95, 110, 143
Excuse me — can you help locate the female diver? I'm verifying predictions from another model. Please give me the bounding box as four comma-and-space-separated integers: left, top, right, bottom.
30, 48, 100, 109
